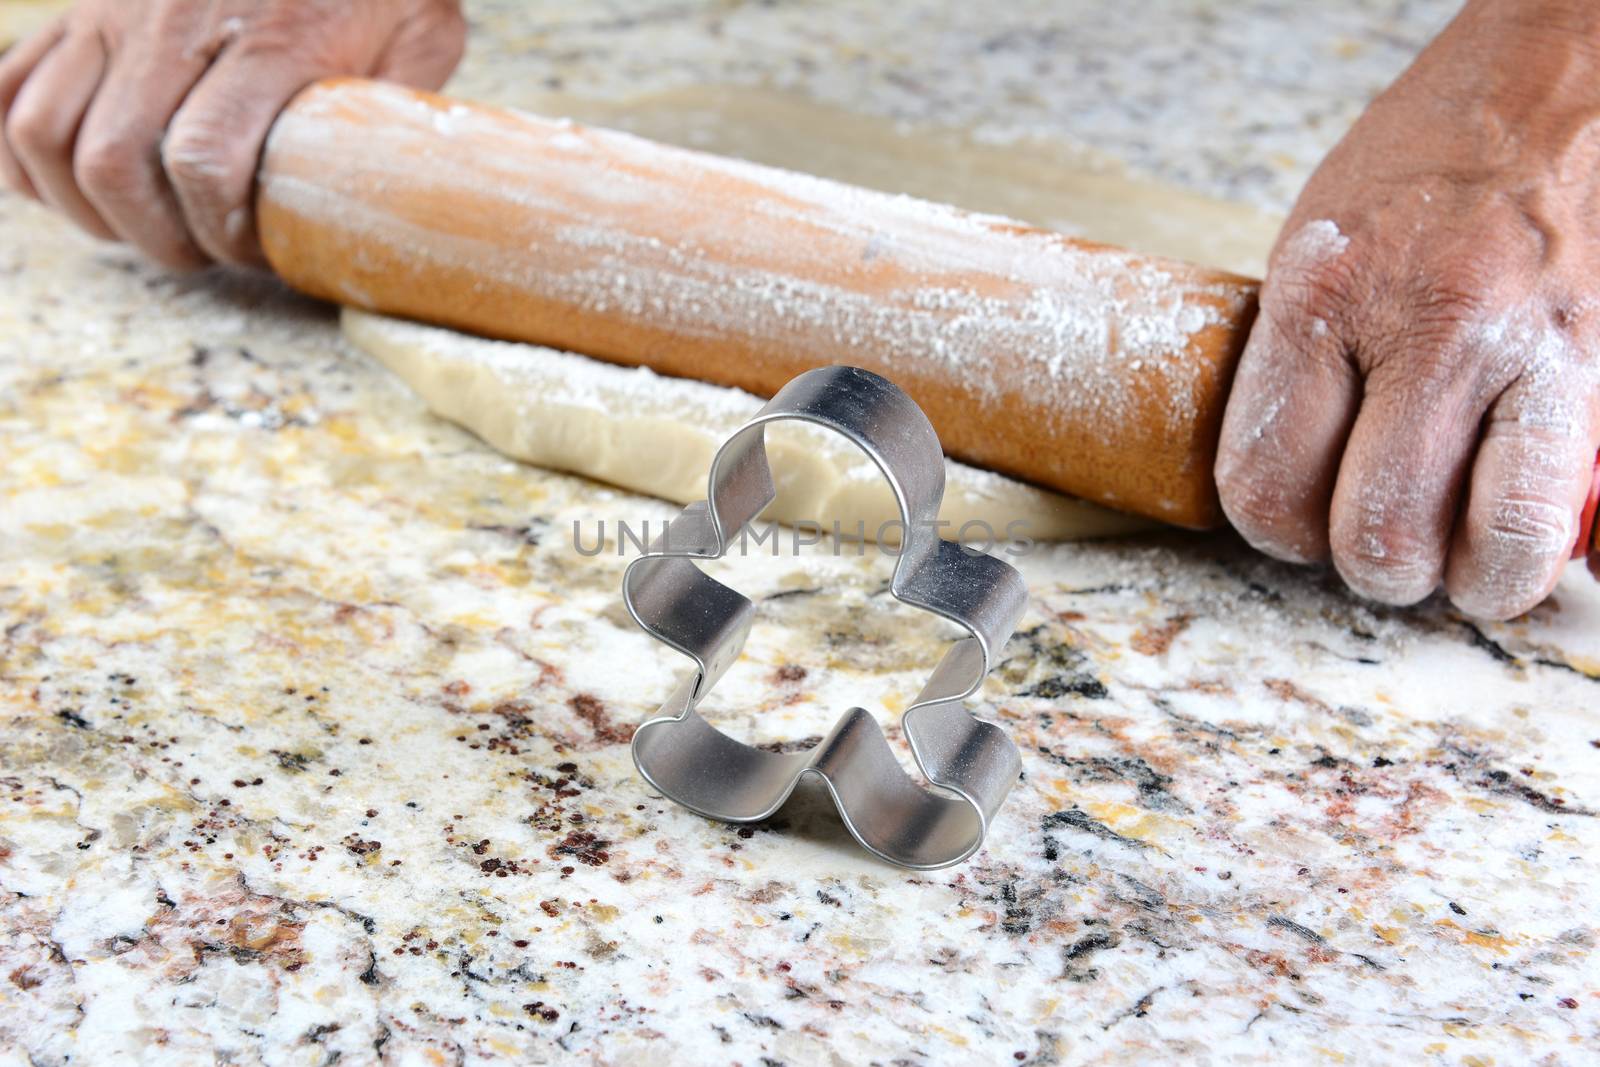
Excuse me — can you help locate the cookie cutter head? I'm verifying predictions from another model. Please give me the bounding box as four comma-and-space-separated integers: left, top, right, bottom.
622, 366, 1027, 869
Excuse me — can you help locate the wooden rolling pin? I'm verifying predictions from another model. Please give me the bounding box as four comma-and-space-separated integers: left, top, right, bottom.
257, 79, 1257, 528
256, 79, 1600, 553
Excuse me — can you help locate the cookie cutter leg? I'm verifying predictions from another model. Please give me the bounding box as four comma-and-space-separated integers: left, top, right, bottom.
623, 366, 1028, 869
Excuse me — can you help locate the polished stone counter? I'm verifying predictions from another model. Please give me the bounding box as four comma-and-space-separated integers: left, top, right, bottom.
4, 2, 1597, 1064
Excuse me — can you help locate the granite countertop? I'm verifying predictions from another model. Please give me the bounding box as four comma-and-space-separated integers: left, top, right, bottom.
4, 2, 1599, 1065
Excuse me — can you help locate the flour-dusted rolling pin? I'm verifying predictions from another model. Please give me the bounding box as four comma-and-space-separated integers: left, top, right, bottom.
256, 79, 1256, 528
255, 79, 1600, 550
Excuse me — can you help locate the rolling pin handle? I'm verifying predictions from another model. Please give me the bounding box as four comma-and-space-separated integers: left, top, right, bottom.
1575, 449, 1600, 561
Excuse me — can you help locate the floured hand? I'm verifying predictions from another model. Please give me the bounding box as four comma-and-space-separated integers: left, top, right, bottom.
0, 0, 465, 268
1216, 0, 1600, 620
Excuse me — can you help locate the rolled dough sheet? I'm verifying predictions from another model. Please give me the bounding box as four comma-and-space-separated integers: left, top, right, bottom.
344, 309, 1151, 543
0, 0, 68, 48
340, 87, 1279, 541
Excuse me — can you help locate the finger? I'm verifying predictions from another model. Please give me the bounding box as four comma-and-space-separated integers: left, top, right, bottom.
161, 46, 328, 266
1329, 349, 1488, 606
373, 5, 468, 90
7, 28, 115, 239
73, 30, 214, 269
1446, 380, 1600, 619
0, 17, 65, 198
1216, 225, 1362, 562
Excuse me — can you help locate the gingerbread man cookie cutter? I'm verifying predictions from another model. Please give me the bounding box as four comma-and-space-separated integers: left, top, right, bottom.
622, 366, 1028, 869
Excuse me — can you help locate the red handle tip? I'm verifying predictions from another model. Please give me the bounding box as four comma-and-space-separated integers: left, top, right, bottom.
1575, 452, 1600, 561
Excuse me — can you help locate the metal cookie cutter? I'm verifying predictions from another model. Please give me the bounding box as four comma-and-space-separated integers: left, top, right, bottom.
623, 366, 1028, 869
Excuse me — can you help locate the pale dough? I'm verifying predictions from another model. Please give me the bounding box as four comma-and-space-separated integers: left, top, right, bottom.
342, 87, 1279, 542
344, 309, 1149, 543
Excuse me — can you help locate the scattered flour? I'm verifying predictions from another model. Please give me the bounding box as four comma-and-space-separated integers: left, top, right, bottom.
1278, 218, 1349, 266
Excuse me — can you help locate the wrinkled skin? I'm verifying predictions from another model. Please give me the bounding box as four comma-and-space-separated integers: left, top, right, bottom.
0, 0, 465, 267
1216, 0, 1600, 618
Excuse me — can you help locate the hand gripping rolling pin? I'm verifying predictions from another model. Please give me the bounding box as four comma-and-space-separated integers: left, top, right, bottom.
254, 79, 1600, 556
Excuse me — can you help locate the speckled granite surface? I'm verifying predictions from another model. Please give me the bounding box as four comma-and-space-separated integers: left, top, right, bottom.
5, 1, 1600, 1065
458, 0, 1458, 213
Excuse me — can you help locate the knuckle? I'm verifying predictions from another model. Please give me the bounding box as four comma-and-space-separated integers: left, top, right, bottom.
1361, 341, 1471, 411
1419, 250, 1498, 310
1241, 307, 1321, 373
73, 132, 144, 200
1266, 258, 1354, 329
1359, 278, 1503, 395
161, 123, 241, 197
224, 25, 301, 60
1410, 274, 1492, 344
162, 119, 259, 263
5, 99, 63, 158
